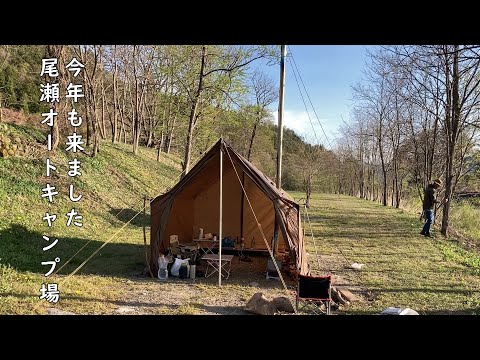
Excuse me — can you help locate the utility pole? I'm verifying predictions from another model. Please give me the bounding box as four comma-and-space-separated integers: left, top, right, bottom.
273, 45, 287, 256
276, 45, 286, 189
218, 139, 223, 286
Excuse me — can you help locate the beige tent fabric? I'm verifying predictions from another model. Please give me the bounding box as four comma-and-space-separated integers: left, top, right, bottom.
150, 139, 309, 276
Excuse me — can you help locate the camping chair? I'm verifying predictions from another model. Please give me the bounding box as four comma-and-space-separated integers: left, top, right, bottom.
169, 238, 199, 262
296, 274, 332, 315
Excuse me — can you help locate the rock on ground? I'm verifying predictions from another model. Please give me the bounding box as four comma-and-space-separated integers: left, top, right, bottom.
46, 308, 75, 315
245, 292, 276, 315
272, 296, 295, 313
114, 306, 136, 314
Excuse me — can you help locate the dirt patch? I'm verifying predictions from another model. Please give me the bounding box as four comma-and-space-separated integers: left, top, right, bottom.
1, 108, 37, 126
115, 255, 297, 315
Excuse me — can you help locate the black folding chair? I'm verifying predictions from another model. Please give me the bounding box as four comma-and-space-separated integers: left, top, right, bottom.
296, 274, 332, 315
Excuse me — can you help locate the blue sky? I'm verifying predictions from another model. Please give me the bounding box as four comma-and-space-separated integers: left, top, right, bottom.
260, 45, 372, 148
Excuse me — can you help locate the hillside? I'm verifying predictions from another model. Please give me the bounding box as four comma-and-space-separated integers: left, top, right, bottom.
0, 121, 182, 314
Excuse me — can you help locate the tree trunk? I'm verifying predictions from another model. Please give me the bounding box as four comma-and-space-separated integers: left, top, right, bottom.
91, 87, 99, 156
305, 174, 312, 208
133, 46, 140, 155
120, 54, 128, 144
391, 178, 395, 207
441, 46, 459, 237
122, 118, 127, 143
146, 98, 159, 148
84, 96, 91, 146
247, 120, 258, 161
112, 45, 118, 143
379, 147, 387, 206
359, 140, 365, 199
165, 101, 179, 154
371, 167, 375, 201
395, 162, 400, 208
159, 128, 164, 153
182, 45, 206, 176
100, 84, 106, 140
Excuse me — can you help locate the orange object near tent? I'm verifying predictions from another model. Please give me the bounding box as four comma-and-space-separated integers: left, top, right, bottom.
149, 139, 308, 277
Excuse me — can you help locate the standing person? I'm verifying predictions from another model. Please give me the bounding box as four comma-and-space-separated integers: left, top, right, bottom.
421, 179, 447, 237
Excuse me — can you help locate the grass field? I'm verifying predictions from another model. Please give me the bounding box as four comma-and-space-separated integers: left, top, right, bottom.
298, 192, 480, 315
1, 122, 480, 314
450, 200, 480, 241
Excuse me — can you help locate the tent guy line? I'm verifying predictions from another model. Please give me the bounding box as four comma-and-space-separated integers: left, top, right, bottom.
302, 204, 322, 271
50, 149, 211, 278
224, 145, 294, 305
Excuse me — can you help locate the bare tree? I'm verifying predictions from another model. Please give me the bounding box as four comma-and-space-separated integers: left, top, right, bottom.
247, 71, 277, 160
177, 45, 270, 176
389, 45, 480, 236
352, 58, 394, 206
75, 45, 101, 156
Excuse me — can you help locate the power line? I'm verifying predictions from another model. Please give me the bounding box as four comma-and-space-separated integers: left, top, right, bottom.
288, 47, 335, 150
288, 46, 333, 148
287, 56, 320, 144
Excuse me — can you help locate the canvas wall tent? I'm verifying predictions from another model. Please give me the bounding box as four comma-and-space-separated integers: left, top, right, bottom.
149, 139, 309, 276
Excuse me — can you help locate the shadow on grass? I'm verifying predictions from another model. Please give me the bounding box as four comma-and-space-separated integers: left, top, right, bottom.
365, 286, 480, 295
0, 224, 146, 277
0, 224, 295, 289
347, 308, 480, 315
108, 208, 149, 227
420, 309, 480, 315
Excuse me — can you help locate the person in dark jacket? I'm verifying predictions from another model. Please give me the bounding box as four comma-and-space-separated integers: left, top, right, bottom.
421, 179, 446, 237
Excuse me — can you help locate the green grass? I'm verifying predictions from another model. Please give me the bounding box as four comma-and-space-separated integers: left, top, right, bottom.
450, 200, 480, 241
2, 121, 480, 314
294, 192, 480, 315
0, 123, 182, 314
439, 242, 480, 274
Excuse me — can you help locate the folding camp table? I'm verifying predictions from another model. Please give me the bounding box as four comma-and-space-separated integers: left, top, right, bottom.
193, 238, 219, 258
202, 254, 234, 279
